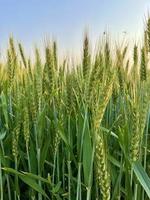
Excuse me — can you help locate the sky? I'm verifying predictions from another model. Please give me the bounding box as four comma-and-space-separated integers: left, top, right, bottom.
0, 0, 150, 56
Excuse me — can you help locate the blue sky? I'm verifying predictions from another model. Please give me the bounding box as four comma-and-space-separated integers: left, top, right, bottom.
0, 0, 150, 54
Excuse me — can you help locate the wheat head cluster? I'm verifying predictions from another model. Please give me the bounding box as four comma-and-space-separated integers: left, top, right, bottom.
0, 16, 150, 200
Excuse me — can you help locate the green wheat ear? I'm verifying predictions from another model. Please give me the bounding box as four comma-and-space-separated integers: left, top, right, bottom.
7, 49, 13, 89
104, 39, 111, 70
18, 43, 27, 68
53, 41, 58, 71
133, 44, 138, 67
130, 82, 149, 162
95, 132, 110, 200
82, 33, 90, 81
45, 46, 54, 95
22, 84, 30, 149
9, 37, 18, 74
131, 44, 138, 82
88, 53, 100, 105
9, 37, 17, 61
12, 83, 22, 159
122, 45, 128, 60
93, 76, 113, 200
144, 30, 149, 53
130, 104, 140, 162
116, 49, 124, 96
146, 16, 150, 52
27, 58, 33, 81
140, 47, 147, 82
125, 59, 130, 74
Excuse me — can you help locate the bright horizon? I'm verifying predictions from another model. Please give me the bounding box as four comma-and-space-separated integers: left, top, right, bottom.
0, 0, 150, 57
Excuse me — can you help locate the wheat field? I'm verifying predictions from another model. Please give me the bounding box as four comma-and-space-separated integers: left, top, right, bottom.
0, 16, 150, 200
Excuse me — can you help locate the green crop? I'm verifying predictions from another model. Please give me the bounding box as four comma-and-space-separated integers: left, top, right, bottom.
0, 16, 150, 200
